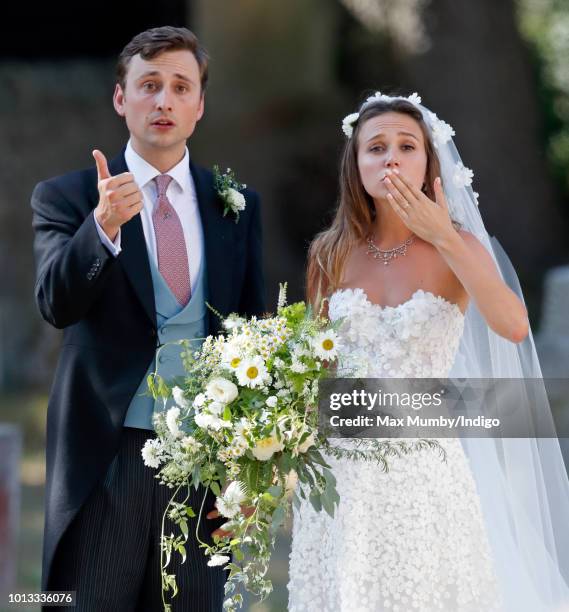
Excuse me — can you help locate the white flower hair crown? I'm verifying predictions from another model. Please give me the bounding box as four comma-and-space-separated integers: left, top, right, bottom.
340, 90, 478, 207
341, 91, 423, 138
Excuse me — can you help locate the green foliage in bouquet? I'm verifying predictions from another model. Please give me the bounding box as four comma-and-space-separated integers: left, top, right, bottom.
144, 283, 443, 611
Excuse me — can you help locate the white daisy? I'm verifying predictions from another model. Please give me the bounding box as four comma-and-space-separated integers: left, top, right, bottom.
311, 330, 340, 361
220, 337, 246, 370
234, 417, 252, 439
236, 355, 269, 388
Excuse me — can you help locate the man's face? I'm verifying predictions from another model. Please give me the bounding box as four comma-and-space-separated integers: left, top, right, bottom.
113, 49, 205, 156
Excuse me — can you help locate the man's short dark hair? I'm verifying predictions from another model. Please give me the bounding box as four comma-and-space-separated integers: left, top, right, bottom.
116, 26, 209, 92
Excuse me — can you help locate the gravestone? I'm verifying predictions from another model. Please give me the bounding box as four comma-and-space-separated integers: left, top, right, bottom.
0, 425, 21, 597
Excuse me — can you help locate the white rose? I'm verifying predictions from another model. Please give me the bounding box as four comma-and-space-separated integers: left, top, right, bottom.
265, 396, 278, 408
251, 430, 285, 461
298, 432, 316, 454
284, 469, 298, 493
206, 377, 238, 404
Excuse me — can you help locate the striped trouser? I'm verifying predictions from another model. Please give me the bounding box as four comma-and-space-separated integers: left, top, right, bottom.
47, 427, 226, 612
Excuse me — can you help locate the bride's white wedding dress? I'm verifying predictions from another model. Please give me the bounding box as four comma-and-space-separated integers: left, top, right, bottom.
288, 287, 502, 612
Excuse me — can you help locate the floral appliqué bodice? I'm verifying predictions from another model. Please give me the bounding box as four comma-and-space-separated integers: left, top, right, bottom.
288, 288, 501, 612
328, 288, 465, 378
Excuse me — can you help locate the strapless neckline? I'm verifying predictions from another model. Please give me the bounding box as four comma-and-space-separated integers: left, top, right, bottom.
332, 287, 464, 318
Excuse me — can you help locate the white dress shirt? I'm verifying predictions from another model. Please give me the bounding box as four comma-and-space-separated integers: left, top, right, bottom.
94, 140, 204, 294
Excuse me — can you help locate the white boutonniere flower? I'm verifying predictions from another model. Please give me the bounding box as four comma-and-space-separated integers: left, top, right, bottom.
213, 165, 247, 222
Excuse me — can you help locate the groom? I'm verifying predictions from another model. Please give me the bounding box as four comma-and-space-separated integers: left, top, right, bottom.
30, 26, 265, 611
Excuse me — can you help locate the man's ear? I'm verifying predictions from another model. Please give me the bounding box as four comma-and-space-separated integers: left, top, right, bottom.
196, 93, 205, 122
113, 83, 126, 117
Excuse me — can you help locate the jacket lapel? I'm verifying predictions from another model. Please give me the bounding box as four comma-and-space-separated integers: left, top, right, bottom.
109, 151, 157, 329
191, 161, 235, 331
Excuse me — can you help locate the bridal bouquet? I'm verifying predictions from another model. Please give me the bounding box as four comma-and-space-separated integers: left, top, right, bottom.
143, 284, 442, 611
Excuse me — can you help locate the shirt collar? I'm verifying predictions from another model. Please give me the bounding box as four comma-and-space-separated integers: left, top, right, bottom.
124, 140, 191, 193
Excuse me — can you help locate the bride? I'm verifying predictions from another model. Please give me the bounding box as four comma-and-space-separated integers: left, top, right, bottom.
287, 92, 569, 611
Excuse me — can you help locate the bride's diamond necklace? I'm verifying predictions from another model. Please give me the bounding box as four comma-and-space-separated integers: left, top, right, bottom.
366, 234, 416, 266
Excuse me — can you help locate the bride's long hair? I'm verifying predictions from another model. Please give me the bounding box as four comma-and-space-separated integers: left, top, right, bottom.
306, 98, 442, 313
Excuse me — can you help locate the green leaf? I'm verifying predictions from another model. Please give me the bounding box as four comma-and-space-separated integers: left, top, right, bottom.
170, 575, 179, 598
321, 489, 336, 518
186, 506, 196, 518
179, 544, 187, 564
223, 405, 232, 421
147, 374, 156, 397
310, 450, 332, 469
267, 485, 283, 498
180, 519, 188, 540
234, 548, 244, 562
271, 505, 286, 530
309, 489, 322, 513
210, 481, 221, 497
156, 375, 169, 398
292, 492, 301, 510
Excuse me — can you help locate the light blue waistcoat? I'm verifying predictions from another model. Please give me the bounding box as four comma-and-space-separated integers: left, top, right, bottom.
123, 255, 207, 430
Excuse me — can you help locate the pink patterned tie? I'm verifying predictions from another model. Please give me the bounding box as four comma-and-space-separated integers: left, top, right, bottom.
152, 174, 191, 306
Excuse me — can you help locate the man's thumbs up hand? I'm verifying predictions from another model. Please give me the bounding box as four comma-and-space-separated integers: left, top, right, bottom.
93, 150, 143, 242
93, 149, 111, 182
